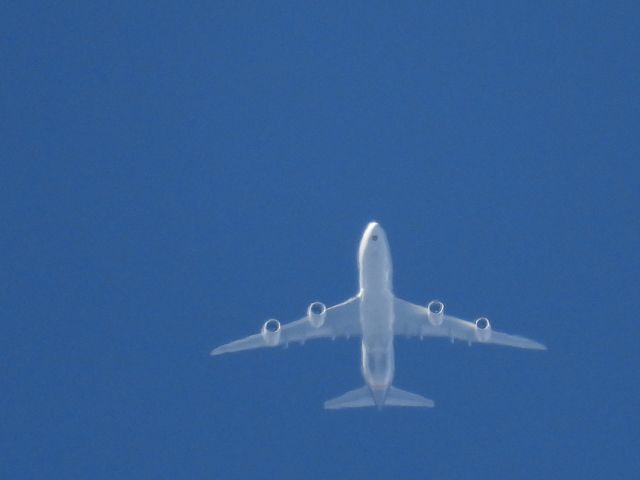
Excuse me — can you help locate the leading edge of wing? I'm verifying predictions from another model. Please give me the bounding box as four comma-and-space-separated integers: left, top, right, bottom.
210, 295, 362, 355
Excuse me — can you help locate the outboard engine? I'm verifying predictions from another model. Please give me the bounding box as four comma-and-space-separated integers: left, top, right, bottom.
426, 300, 444, 326
261, 318, 281, 346
307, 302, 327, 328
474, 317, 492, 342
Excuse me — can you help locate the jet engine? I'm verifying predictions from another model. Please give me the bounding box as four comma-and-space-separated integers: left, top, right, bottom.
307, 302, 327, 328
261, 318, 281, 346
474, 317, 492, 342
426, 300, 444, 326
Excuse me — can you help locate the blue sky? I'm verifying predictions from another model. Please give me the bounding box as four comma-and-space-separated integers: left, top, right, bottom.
3, 2, 639, 479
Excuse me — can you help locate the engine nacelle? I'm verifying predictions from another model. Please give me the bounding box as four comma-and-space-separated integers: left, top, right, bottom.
474, 317, 492, 342
261, 318, 281, 346
426, 300, 444, 326
307, 302, 327, 328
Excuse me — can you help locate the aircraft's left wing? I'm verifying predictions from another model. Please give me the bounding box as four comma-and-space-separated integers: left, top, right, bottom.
394, 297, 546, 350
211, 295, 361, 355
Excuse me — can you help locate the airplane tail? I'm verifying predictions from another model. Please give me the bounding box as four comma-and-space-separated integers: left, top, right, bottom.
324, 386, 434, 410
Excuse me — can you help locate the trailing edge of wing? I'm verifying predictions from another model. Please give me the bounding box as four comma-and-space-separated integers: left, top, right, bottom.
393, 297, 546, 350
211, 295, 362, 355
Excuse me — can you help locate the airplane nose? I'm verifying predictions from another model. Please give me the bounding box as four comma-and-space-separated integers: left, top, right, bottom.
368, 222, 384, 243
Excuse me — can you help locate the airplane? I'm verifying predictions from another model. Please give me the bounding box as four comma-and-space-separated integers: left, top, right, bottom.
211, 222, 546, 410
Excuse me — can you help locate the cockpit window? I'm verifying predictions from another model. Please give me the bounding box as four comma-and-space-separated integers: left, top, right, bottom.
372, 235, 378, 241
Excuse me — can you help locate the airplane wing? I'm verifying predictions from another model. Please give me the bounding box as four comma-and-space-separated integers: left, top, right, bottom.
393, 297, 546, 350
211, 296, 362, 355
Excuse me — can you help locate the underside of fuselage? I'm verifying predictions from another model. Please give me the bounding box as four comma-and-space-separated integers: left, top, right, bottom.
358, 222, 396, 394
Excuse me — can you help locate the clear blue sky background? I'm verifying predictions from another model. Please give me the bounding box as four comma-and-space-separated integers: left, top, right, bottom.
3, 2, 639, 479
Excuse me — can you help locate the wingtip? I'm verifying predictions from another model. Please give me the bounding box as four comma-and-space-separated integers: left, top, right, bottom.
210, 347, 224, 356
517, 337, 547, 351
529, 341, 547, 351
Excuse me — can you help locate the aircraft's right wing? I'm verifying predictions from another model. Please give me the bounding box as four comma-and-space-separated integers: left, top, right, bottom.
211, 295, 361, 355
394, 297, 546, 350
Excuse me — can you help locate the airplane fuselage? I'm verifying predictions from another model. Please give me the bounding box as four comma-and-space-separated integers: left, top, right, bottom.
357, 223, 395, 406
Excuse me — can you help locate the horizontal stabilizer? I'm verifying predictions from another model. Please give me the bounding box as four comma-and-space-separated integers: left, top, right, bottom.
324, 386, 434, 409
385, 386, 434, 407
324, 386, 374, 409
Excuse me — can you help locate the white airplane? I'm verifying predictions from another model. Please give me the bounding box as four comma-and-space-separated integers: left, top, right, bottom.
211, 222, 546, 409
